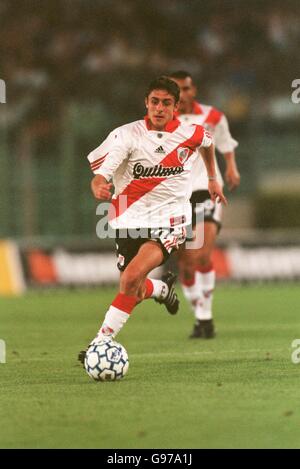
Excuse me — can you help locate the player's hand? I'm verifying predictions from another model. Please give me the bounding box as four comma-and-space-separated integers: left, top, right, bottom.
208, 180, 227, 205
225, 165, 240, 191
91, 177, 113, 200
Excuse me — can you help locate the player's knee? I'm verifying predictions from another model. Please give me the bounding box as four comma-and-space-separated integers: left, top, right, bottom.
178, 258, 195, 282
197, 249, 212, 267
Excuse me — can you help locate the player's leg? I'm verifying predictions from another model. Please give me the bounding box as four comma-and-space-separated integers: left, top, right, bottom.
178, 190, 221, 338
91, 240, 163, 343
178, 222, 217, 338
120, 240, 165, 299
121, 241, 179, 313
177, 190, 206, 313
177, 241, 199, 308
91, 239, 179, 343
190, 221, 218, 338
138, 226, 186, 314
78, 232, 181, 363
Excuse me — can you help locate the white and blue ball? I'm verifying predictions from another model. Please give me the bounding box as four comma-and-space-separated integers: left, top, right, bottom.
84, 339, 129, 382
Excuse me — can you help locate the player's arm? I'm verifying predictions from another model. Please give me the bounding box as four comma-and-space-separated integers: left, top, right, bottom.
214, 115, 240, 191
199, 130, 227, 205
223, 151, 240, 191
87, 128, 130, 200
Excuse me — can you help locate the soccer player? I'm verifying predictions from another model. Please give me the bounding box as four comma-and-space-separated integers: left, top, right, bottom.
169, 70, 240, 339
79, 76, 226, 360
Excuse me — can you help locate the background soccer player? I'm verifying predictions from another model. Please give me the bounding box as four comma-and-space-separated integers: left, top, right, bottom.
81, 76, 226, 356
169, 70, 240, 339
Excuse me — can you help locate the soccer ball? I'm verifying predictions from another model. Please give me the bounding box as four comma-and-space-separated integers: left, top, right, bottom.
84, 339, 129, 382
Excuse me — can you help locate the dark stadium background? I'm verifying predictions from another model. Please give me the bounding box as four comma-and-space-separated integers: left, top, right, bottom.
0, 0, 299, 237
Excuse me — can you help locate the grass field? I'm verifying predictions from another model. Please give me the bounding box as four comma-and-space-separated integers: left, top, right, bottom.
0, 284, 300, 449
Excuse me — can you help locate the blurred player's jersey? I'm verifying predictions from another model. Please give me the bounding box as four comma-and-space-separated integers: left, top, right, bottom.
87, 117, 212, 229
177, 102, 238, 190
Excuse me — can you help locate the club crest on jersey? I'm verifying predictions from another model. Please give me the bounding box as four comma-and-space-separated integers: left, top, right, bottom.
177, 147, 189, 164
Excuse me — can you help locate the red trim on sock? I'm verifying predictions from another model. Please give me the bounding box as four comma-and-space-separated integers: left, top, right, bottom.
144, 278, 154, 299
196, 262, 214, 273
111, 293, 138, 314
181, 273, 195, 287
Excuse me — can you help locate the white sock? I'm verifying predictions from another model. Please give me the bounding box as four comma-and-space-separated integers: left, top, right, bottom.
195, 269, 216, 320
92, 306, 130, 343
148, 278, 169, 300
194, 298, 211, 320
181, 280, 201, 307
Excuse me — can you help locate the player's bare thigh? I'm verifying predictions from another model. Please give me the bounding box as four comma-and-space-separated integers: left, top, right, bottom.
120, 240, 164, 298
197, 221, 218, 266
177, 241, 197, 283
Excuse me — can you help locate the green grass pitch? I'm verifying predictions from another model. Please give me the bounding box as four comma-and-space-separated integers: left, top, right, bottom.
0, 284, 300, 449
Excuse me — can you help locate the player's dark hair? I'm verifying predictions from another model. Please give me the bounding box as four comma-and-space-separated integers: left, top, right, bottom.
169, 70, 193, 80
145, 76, 180, 103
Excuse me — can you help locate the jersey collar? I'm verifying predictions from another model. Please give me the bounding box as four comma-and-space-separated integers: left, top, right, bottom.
144, 115, 181, 133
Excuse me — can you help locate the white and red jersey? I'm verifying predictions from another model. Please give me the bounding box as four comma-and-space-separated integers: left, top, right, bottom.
177, 101, 238, 191
87, 116, 212, 229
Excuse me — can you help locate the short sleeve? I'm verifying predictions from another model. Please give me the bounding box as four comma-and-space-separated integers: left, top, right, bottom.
214, 115, 238, 154
87, 127, 131, 181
